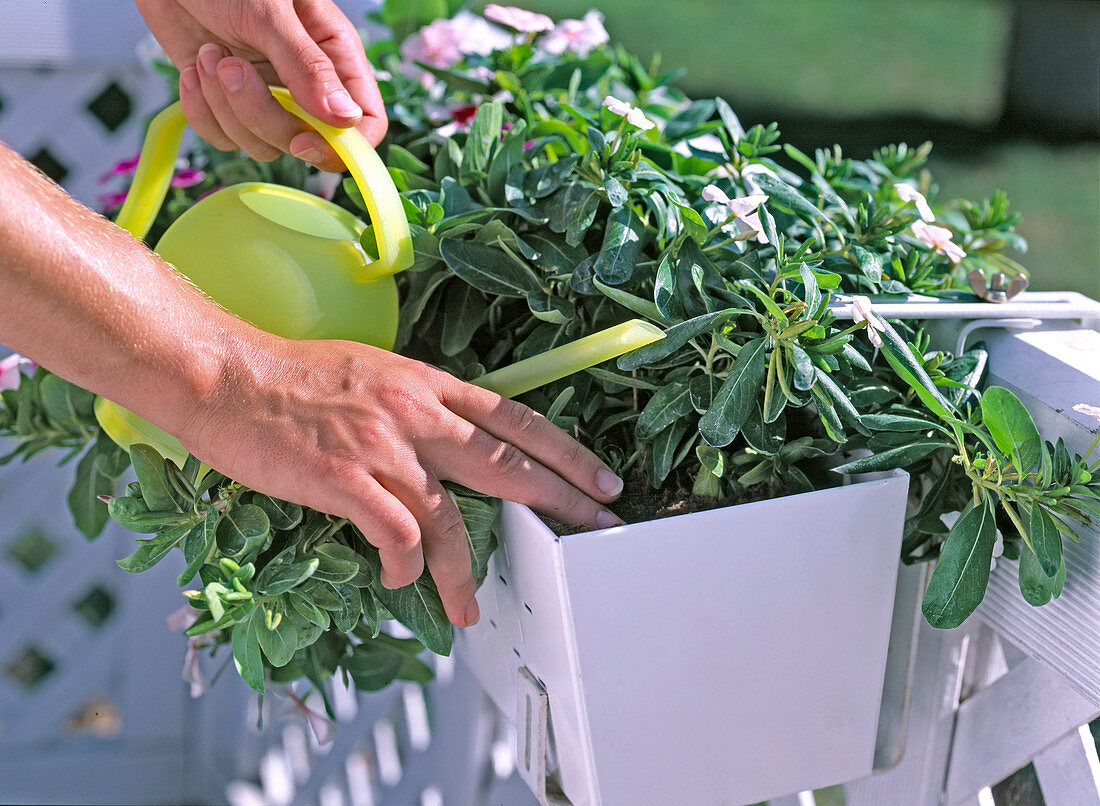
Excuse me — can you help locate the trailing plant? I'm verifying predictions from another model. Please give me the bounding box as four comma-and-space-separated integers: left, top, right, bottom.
2, 3, 1097, 708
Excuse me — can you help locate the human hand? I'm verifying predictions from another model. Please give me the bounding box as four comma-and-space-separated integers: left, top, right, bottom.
134, 0, 387, 170
177, 335, 625, 629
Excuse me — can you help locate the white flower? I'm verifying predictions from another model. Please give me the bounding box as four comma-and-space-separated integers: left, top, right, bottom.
895, 182, 935, 222
701, 184, 769, 243
738, 162, 777, 196
1073, 403, 1100, 423
539, 10, 609, 57
849, 295, 885, 348
0, 353, 36, 392
911, 220, 966, 264
990, 528, 1005, 572
601, 95, 655, 130
484, 4, 554, 33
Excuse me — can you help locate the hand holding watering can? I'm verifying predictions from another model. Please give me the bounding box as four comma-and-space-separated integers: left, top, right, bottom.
94, 87, 662, 627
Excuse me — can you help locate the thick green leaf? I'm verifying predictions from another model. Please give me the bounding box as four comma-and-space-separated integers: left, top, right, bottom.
453, 492, 499, 584
526, 292, 575, 324
922, 500, 998, 628
130, 444, 177, 511
699, 338, 767, 447
252, 495, 303, 531
860, 414, 941, 432
331, 582, 364, 632
258, 558, 320, 596
1028, 504, 1063, 578
618, 310, 733, 370
646, 419, 690, 484
981, 387, 1041, 473
463, 101, 503, 176
594, 206, 644, 285
1019, 546, 1066, 606
439, 238, 542, 297
832, 440, 947, 474
232, 614, 265, 694
40, 374, 96, 425
750, 172, 828, 227
442, 283, 488, 355
177, 509, 219, 586
878, 320, 953, 421
258, 607, 298, 667
116, 534, 178, 573
592, 278, 665, 323
850, 244, 883, 283
287, 589, 330, 629
373, 572, 453, 656
314, 542, 375, 587
636, 380, 693, 440
216, 503, 270, 556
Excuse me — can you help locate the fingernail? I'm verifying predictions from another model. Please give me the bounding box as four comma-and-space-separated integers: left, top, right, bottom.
596, 509, 625, 530
198, 43, 223, 76
326, 89, 362, 118
380, 569, 396, 589
219, 63, 245, 92
463, 598, 480, 627
596, 468, 624, 497
292, 146, 323, 166
181, 66, 200, 92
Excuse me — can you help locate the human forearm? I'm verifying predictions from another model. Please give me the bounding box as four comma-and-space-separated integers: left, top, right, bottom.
0, 139, 246, 436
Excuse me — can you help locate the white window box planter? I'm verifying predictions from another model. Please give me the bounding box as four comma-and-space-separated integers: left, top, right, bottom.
457, 470, 910, 806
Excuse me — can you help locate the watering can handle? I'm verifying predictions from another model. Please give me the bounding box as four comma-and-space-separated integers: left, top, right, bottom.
114, 86, 413, 281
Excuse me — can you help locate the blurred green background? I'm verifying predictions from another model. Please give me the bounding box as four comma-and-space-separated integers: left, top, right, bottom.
482, 0, 1099, 297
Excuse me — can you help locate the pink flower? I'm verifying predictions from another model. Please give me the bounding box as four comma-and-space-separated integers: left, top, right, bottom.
911, 220, 966, 264
540, 10, 609, 57
400, 18, 464, 70
98, 153, 140, 184
96, 190, 129, 210
849, 295, 885, 348
435, 103, 481, 139
0, 353, 36, 392
484, 4, 554, 33
701, 184, 769, 243
602, 95, 655, 131
182, 637, 208, 698
170, 169, 205, 188
894, 182, 935, 222
166, 604, 201, 633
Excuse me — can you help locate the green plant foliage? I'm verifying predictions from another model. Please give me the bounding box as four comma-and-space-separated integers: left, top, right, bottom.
1, 2, 1097, 702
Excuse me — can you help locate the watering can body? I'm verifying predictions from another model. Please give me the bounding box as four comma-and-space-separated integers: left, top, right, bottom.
155, 182, 398, 347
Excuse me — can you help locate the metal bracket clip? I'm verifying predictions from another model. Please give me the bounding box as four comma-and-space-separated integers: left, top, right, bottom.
517, 667, 573, 806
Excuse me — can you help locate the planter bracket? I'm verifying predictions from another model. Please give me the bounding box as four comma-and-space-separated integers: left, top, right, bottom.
517, 666, 573, 806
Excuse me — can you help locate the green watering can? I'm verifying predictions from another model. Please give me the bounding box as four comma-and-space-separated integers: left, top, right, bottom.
97, 87, 663, 466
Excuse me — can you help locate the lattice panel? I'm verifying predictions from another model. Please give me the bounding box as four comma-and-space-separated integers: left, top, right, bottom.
0, 444, 248, 804
0, 65, 169, 209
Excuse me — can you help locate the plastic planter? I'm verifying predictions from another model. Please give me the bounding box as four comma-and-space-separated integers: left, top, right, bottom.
457, 470, 910, 806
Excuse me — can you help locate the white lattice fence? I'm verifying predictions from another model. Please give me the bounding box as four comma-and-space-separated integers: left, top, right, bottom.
0, 449, 251, 805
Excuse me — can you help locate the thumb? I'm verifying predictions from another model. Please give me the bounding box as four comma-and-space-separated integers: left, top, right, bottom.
257, 13, 363, 126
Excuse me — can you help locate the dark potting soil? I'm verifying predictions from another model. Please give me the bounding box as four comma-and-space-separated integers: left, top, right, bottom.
542, 473, 794, 536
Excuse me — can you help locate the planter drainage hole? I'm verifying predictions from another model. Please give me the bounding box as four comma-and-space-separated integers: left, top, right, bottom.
513, 647, 522, 659
524, 602, 533, 615
488, 618, 497, 629
498, 574, 508, 586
